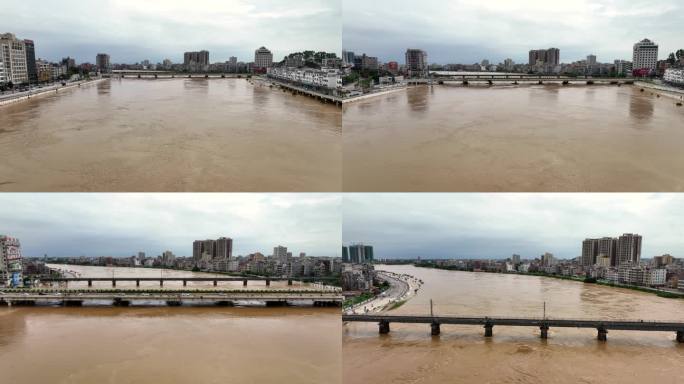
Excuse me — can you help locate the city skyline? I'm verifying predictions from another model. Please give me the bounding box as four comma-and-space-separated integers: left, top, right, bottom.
343, 0, 684, 64
0, 193, 342, 257
343, 194, 684, 260
1, 0, 342, 63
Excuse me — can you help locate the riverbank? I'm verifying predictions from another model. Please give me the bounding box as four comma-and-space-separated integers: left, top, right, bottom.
0, 78, 107, 107
413, 263, 684, 299
344, 271, 422, 314
634, 81, 684, 103
342, 85, 408, 104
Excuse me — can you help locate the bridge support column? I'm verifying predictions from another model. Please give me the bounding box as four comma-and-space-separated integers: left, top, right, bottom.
287, 279, 293, 286
379, 320, 390, 334
676, 331, 684, 343
540, 325, 549, 339
136, 279, 140, 287
88, 280, 92, 287
183, 280, 187, 287
597, 327, 608, 341
112, 280, 116, 288
160, 280, 163, 287
431, 322, 441, 336
266, 279, 270, 286
243, 279, 247, 286
484, 324, 493, 337
213, 280, 217, 287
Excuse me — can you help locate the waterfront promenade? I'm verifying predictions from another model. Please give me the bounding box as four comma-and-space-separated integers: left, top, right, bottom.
0, 78, 107, 107
344, 271, 422, 314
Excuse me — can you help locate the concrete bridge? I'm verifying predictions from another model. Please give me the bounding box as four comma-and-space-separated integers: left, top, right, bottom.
106, 70, 246, 79
39, 276, 338, 288
410, 74, 635, 86
1, 289, 342, 307
342, 314, 684, 342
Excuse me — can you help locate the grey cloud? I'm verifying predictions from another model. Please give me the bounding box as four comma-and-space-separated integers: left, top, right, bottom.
343, 194, 684, 260
0, 193, 342, 258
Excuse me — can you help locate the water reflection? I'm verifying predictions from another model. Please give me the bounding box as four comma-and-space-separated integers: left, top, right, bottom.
406, 86, 429, 112
629, 94, 654, 123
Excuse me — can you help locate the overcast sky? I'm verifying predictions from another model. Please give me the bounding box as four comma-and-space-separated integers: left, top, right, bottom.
0, 194, 341, 258
2, 0, 341, 64
343, 0, 684, 64
343, 194, 683, 260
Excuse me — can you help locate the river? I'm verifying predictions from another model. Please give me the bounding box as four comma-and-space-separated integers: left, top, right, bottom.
343, 264, 684, 384
0, 78, 341, 192
0, 265, 341, 384
343, 85, 684, 192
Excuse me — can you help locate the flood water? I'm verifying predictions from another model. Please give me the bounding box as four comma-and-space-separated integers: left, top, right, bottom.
343, 85, 684, 192
0, 265, 341, 384
0, 79, 341, 192
343, 264, 684, 384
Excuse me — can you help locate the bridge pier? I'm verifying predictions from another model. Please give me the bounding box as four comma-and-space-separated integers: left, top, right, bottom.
88, 279, 92, 287
243, 279, 247, 286
136, 279, 140, 287
540, 324, 549, 339
288, 279, 293, 286
159, 280, 163, 287
676, 331, 684, 343
484, 323, 493, 337
183, 280, 187, 287
63, 300, 83, 307
538, 80, 543, 85
112, 280, 116, 288
266, 279, 270, 286
379, 320, 390, 334
597, 327, 608, 341
213, 280, 217, 287
431, 322, 441, 336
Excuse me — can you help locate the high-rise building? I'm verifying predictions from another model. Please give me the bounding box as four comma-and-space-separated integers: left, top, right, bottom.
617, 233, 642, 266
254, 46, 273, 72
511, 254, 521, 264
582, 236, 622, 267
632, 39, 658, 71
529, 48, 560, 66
363, 245, 374, 262
342, 50, 355, 66
0, 235, 23, 286
183, 50, 209, 72
359, 54, 378, 70
273, 245, 288, 262
0, 33, 28, 84
405, 48, 428, 78
0, 60, 6, 84
96, 53, 111, 73
587, 54, 597, 65
581, 239, 598, 266
215, 237, 233, 259
23, 39, 36, 82
342, 246, 349, 262
228, 56, 237, 72
541, 252, 555, 267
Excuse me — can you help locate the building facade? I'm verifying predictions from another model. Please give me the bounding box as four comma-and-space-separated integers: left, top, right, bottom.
0, 33, 28, 84
632, 38, 659, 71
405, 48, 428, 78
96, 53, 111, 73
254, 46, 273, 73
0, 235, 23, 286
23, 39, 37, 82
183, 50, 209, 72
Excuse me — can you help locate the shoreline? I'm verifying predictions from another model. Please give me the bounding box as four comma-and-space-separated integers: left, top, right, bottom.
344, 270, 422, 314
412, 264, 684, 299
0, 78, 108, 107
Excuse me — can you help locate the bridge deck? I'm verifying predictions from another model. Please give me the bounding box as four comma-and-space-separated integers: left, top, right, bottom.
40, 277, 334, 282
343, 315, 684, 331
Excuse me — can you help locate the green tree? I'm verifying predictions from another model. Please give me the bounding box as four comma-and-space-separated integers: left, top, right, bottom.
677, 49, 684, 60
668, 53, 677, 64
